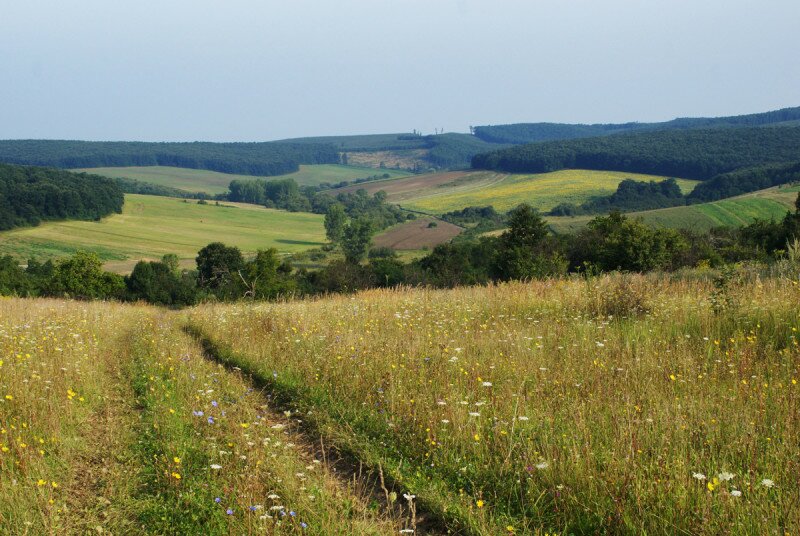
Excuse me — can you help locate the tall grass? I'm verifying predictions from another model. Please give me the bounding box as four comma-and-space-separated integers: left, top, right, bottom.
0, 298, 146, 532
0, 299, 397, 534
189, 274, 800, 534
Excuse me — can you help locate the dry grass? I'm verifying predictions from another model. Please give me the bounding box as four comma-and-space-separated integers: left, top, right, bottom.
2, 270, 798, 534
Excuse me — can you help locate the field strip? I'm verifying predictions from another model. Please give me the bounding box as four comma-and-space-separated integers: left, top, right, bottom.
184, 325, 459, 535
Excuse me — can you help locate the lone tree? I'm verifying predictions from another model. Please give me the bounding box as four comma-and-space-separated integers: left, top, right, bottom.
324, 204, 347, 244
196, 242, 244, 290
494, 204, 561, 280
341, 218, 375, 264
502, 203, 548, 250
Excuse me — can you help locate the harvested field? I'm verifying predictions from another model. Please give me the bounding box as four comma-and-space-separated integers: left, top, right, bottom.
373, 217, 462, 250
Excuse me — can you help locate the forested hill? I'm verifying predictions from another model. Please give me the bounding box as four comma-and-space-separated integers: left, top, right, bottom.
0, 140, 340, 176
471, 126, 800, 180
0, 164, 124, 230
472, 106, 800, 144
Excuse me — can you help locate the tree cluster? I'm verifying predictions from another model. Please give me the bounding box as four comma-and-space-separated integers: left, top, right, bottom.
550, 178, 686, 216
0, 164, 124, 230
227, 178, 408, 229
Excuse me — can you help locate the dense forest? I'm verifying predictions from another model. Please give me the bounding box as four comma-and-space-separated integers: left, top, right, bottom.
471, 126, 800, 180
472, 106, 800, 144
0, 164, 124, 230
0, 135, 508, 176
687, 161, 800, 203
0, 140, 340, 176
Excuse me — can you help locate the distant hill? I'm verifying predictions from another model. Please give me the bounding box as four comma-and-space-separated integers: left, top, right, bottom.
473, 106, 800, 144
277, 132, 508, 170
0, 140, 340, 177
4, 105, 798, 180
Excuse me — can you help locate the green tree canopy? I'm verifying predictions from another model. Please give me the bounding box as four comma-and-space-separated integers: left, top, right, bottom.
324, 204, 347, 244
341, 218, 375, 264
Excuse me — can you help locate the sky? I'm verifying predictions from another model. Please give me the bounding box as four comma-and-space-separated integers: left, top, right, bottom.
1, 0, 798, 142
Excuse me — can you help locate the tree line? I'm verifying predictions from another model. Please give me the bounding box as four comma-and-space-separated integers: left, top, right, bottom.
0, 164, 124, 230
688, 161, 800, 203
2, 194, 798, 306
472, 126, 800, 181
0, 140, 340, 176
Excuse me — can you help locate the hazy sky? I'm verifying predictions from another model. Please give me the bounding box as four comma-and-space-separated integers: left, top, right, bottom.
1, 0, 798, 141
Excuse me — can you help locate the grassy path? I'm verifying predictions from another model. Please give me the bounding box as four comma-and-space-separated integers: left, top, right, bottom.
185, 324, 479, 535
186, 325, 453, 535
0, 301, 401, 535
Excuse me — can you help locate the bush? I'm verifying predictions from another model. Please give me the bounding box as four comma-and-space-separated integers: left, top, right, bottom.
586, 274, 651, 318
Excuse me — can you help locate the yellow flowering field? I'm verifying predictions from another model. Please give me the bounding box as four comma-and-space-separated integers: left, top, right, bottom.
402, 170, 699, 214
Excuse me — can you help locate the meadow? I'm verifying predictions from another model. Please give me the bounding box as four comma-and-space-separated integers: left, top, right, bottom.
548, 183, 800, 233
186, 272, 800, 534
75, 164, 411, 194
334, 170, 699, 214
1, 270, 799, 534
0, 298, 399, 534
0, 194, 326, 272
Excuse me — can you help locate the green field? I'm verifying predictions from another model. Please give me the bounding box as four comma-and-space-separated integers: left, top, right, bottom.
281, 164, 410, 186
343, 169, 699, 214
75, 164, 411, 194
548, 183, 800, 233
0, 194, 325, 272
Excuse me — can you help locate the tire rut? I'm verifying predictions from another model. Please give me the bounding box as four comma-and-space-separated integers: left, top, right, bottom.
184, 325, 458, 536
